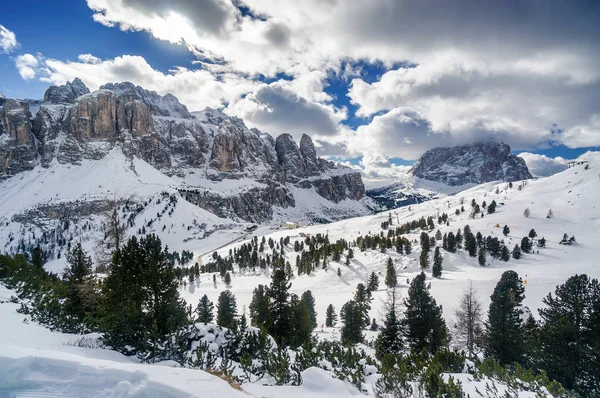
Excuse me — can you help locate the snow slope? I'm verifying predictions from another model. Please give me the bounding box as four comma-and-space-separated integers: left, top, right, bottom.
188, 162, 599, 331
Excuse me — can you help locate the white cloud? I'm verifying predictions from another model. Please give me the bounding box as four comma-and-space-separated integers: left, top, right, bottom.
0, 25, 18, 53
517, 153, 567, 177
77, 53, 102, 64
15, 54, 39, 80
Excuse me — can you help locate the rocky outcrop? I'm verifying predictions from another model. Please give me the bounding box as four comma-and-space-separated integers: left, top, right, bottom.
0, 79, 371, 223
0, 99, 37, 177
410, 142, 532, 186
69, 90, 118, 141
43, 78, 90, 104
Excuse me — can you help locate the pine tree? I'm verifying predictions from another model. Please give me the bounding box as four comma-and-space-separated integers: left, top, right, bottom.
290, 294, 312, 347
485, 270, 526, 365
538, 274, 600, 394
487, 200, 497, 214
217, 290, 238, 329
195, 294, 214, 323
512, 244, 522, 259
31, 247, 44, 269
385, 257, 397, 288
300, 290, 318, 329
446, 232, 457, 253
403, 272, 448, 353
453, 282, 483, 356
432, 247, 443, 278
375, 287, 404, 358
224, 271, 232, 287
340, 300, 363, 344
465, 234, 477, 257
435, 230, 442, 241
528, 229, 537, 238
325, 304, 337, 327
537, 237, 546, 248
249, 284, 271, 330
367, 272, 379, 293
503, 225, 510, 236
478, 247, 487, 266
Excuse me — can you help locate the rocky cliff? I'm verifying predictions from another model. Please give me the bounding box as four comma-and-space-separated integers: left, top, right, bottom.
0, 79, 369, 225
410, 142, 532, 186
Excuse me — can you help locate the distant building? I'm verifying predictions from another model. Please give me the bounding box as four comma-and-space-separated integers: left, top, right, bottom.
567, 160, 589, 168
283, 222, 299, 229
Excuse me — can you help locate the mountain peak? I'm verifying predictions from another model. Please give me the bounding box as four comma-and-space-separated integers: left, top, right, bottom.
43, 78, 90, 104
410, 141, 532, 186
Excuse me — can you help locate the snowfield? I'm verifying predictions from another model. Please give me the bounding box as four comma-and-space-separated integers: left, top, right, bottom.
0, 162, 598, 397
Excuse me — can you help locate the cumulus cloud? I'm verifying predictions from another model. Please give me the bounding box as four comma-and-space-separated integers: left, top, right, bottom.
226, 81, 345, 140
15, 54, 40, 80
517, 153, 567, 177
0, 25, 18, 53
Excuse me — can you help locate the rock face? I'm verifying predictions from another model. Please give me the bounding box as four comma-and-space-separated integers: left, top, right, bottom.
410, 142, 532, 186
43, 78, 90, 104
0, 79, 369, 223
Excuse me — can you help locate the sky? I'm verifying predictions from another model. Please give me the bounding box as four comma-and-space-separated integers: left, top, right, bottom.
1, 0, 599, 185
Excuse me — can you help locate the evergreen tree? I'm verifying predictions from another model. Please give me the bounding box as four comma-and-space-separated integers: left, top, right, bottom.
217, 290, 237, 329
435, 230, 442, 241
268, 266, 293, 346
100, 235, 187, 354
537, 237, 546, 248
487, 200, 497, 214
512, 244, 522, 259
453, 282, 483, 356
290, 294, 313, 347
503, 225, 510, 236
354, 283, 372, 327
420, 232, 430, 252
538, 274, 600, 394
385, 258, 397, 288
403, 272, 448, 353
340, 300, 363, 344
224, 271, 232, 287
300, 290, 318, 329
367, 272, 379, 293
521, 237, 531, 253
478, 247, 486, 266
31, 247, 44, 269
485, 270, 526, 365
195, 294, 214, 323
432, 247, 443, 278
419, 249, 430, 269
325, 304, 337, 327
500, 246, 510, 262
249, 284, 271, 329
62, 243, 95, 326
528, 229, 537, 239
375, 287, 404, 358
465, 233, 477, 257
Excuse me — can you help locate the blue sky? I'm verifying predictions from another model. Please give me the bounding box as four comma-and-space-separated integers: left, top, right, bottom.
1, 0, 599, 183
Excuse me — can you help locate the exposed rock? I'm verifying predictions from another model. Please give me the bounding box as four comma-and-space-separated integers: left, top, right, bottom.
410, 142, 532, 186
0, 99, 37, 177
32, 105, 70, 167
68, 90, 117, 141
314, 172, 366, 203
299, 133, 320, 174
100, 82, 192, 119
43, 78, 90, 104
275, 133, 306, 182
115, 94, 153, 136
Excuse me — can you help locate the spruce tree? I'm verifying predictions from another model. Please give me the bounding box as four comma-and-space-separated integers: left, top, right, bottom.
367, 272, 379, 293
403, 272, 448, 353
250, 284, 271, 329
503, 225, 510, 236
300, 290, 318, 329
521, 237, 531, 253
385, 258, 397, 288
290, 294, 313, 347
224, 271, 232, 287
325, 304, 337, 327
500, 246, 510, 262
340, 300, 363, 344
485, 270, 526, 365
375, 287, 404, 358
538, 274, 600, 394
446, 232, 457, 253
528, 229, 537, 238
217, 290, 237, 329
195, 294, 214, 323
432, 247, 443, 278
465, 233, 477, 257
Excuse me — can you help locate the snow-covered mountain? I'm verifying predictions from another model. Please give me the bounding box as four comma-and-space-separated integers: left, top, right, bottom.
0, 79, 373, 258
368, 142, 533, 209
